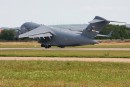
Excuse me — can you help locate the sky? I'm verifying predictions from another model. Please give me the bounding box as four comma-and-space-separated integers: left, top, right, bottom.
0, 0, 130, 27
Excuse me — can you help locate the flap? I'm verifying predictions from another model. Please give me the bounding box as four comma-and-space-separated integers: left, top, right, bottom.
28, 32, 52, 38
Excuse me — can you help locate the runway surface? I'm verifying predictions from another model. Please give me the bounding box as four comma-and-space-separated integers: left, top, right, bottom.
0, 57, 130, 63
0, 48, 129, 63
0, 48, 130, 50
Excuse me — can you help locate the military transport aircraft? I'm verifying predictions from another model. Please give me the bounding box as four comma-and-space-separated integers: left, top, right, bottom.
18, 16, 123, 48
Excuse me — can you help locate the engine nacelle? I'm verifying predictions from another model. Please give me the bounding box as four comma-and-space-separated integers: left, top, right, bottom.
19, 22, 40, 35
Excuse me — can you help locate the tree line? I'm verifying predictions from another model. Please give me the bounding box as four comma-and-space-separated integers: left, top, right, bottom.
0, 24, 130, 41
96, 24, 130, 39
0, 29, 16, 41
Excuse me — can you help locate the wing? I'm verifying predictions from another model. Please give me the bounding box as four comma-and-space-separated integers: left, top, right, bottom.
19, 25, 54, 38
50, 24, 87, 30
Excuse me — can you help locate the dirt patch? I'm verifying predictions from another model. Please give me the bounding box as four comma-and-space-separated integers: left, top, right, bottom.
0, 57, 130, 63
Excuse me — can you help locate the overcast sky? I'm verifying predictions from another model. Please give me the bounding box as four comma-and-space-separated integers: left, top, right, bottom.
0, 0, 129, 27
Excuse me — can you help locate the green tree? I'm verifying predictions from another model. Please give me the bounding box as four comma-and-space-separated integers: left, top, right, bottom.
0, 29, 16, 40
96, 24, 130, 39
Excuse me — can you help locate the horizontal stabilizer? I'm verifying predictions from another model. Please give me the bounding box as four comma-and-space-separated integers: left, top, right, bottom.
89, 19, 105, 23
108, 20, 126, 23
97, 31, 113, 37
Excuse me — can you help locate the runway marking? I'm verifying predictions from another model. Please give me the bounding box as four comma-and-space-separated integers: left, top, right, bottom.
0, 48, 130, 50
0, 57, 130, 63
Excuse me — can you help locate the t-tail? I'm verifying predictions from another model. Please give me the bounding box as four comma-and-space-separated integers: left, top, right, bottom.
82, 16, 110, 38
82, 16, 126, 38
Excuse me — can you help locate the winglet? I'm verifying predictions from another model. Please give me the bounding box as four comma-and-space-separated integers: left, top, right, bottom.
107, 31, 113, 37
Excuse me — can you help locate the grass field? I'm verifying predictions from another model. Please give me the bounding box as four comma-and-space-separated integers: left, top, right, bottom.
0, 41, 129, 87
0, 61, 129, 87
77, 42, 130, 48
0, 41, 130, 48
0, 50, 130, 58
0, 41, 40, 48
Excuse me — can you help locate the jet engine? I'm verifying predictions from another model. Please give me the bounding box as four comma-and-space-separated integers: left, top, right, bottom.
20, 22, 40, 33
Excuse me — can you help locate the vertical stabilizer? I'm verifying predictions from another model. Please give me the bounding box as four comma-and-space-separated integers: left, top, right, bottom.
82, 16, 110, 38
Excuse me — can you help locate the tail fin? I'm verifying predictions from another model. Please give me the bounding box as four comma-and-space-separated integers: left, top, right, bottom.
82, 16, 110, 38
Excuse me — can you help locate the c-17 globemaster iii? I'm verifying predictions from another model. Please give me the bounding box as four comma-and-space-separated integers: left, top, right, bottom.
18, 16, 124, 48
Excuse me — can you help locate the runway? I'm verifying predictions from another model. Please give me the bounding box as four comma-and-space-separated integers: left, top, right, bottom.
0, 57, 130, 63
0, 48, 130, 50
0, 48, 129, 63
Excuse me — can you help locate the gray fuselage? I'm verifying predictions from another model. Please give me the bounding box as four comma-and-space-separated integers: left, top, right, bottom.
42, 28, 98, 46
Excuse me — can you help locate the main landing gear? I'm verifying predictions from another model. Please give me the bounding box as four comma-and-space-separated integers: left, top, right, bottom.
41, 44, 51, 48
58, 46, 65, 48
41, 44, 65, 48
